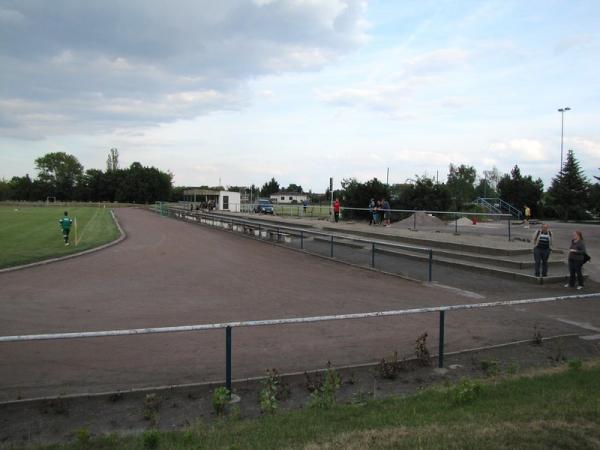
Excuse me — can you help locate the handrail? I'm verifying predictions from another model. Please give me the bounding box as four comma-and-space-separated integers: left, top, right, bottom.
2, 293, 597, 342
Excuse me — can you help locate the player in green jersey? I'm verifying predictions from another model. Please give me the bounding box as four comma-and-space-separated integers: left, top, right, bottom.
59, 211, 73, 246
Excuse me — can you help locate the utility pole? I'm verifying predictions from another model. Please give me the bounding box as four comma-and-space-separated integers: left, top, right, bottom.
558, 107, 571, 172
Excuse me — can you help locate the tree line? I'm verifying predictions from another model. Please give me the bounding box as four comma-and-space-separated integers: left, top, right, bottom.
2, 149, 598, 220
0, 149, 174, 204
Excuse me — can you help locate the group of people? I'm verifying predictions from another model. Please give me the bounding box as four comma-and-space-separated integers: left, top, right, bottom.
532, 223, 589, 289
368, 198, 391, 227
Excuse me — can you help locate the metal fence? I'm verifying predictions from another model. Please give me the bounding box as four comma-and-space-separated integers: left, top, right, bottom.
161, 206, 436, 282
1, 293, 597, 396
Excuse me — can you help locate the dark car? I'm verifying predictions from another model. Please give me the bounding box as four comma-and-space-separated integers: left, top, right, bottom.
254, 199, 274, 214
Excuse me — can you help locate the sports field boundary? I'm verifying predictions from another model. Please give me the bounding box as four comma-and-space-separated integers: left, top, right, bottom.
0, 332, 580, 406
0, 209, 127, 274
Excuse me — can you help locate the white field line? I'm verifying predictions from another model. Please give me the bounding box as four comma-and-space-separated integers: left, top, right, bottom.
0, 293, 599, 343
75, 207, 100, 245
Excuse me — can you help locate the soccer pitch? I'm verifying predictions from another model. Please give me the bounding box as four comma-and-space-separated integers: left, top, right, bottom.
0, 205, 120, 269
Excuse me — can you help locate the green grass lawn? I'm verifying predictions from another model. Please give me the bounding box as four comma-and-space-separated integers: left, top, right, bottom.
0, 206, 120, 269
38, 361, 600, 449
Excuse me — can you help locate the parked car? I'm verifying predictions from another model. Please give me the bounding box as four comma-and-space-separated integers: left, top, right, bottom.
254, 199, 274, 214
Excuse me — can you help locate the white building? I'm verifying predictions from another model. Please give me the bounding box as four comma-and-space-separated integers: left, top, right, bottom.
182, 188, 241, 212
270, 191, 308, 204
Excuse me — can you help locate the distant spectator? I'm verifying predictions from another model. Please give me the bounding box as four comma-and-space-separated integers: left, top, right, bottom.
382, 199, 391, 227
524, 205, 531, 228
373, 200, 382, 225
333, 198, 341, 223
368, 198, 375, 225
565, 230, 586, 290
532, 223, 552, 277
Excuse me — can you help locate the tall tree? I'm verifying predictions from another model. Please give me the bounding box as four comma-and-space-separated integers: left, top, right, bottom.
106, 148, 119, 172
497, 165, 544, 217
285, 183, 303, 193
547, 150, 591, 220
399, 176, 451, 211
260, 177, 280, 197
446, 164, 477, 210
35, 152, 83, 200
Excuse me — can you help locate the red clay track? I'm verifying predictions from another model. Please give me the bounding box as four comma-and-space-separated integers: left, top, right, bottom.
0, 208, 596, 401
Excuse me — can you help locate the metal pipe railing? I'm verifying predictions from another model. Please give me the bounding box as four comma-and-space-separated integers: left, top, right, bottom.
2, 293, 598, 395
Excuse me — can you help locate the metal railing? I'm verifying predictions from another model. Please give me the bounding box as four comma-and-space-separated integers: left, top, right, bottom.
1, 293, 597, 396
474, 198, 522, 220
159, 206, 436, 282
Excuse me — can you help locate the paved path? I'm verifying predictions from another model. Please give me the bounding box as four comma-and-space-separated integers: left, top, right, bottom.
1, 208, 599, 401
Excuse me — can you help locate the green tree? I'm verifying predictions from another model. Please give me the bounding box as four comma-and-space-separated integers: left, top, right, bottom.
400, 176, 451, 211
547, 150, 591, 220
115, 162, 172, 203
446, 164, 477, 210
35, 152, 83, 200
260, 177, 280, 198
285, 183, 303, 193
106, 148, 119, 172
0, 178, 11, 201
497, 165, 543, 217
339, 178, 389, 219
8, 174, 34, 200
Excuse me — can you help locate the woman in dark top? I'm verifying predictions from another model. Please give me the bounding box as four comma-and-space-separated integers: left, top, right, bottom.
565, 230, 586, 289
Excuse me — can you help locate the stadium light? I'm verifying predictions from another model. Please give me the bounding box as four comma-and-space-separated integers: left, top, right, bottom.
558, 107, 571, 172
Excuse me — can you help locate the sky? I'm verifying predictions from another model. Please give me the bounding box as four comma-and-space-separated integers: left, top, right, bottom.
1, 0, 599, 192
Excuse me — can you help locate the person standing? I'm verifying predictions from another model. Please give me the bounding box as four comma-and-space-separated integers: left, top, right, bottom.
59, 211, 73, 246
532, 223, 552, 277
382, 198, 391, 227
368, 198, 375, 225
565, 230, 586, 289
333, 198, 341, 223
524, 205, 531, 228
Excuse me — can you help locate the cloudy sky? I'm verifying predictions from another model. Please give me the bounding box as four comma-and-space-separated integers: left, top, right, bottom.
1, 0, 599, 191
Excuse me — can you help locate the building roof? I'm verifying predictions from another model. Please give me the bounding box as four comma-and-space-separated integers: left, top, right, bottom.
271, 191, 307, 196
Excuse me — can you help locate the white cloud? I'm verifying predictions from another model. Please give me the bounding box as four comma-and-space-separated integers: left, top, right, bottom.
489, 139, 546, 162
0, 0, 369, 137
570, 137, 600, 158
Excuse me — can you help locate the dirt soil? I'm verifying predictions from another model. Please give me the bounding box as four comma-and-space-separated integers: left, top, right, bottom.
395, 211, 446, 227
1, 335, 598, 448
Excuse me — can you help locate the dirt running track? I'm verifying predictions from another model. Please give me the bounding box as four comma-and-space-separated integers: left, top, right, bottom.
1, 208, 599, 401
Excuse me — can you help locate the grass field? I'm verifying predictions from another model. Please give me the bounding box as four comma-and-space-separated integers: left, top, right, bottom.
0, 206, 120, 269
37, 361, 600, 449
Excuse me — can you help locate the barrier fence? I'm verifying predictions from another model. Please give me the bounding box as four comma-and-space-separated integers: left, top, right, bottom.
1, 293, 598, 397
162, 206, 436, 282
180, 202, 514, 240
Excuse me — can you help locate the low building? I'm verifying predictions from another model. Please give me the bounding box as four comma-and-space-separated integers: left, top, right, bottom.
182, 188, 241, 212
270, 191, 308, 204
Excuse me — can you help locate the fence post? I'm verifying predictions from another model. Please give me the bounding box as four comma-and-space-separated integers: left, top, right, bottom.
438, 311, 445, 368
300, 230, 304, 250
508, 217, 511, 241
371, 242, 375, 268
226, 326, 232, 395
413, 210, 417, 230
454, 214, 458, 234
330, 235, 334, 258
428, 249, 433, 282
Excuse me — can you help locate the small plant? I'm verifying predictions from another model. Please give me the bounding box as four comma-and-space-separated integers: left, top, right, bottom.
142, 429, 160, 450
212, 386, 230, 416
259, 369, 280, 415
447, 378, 482, 406
480, 359, 500, 377
143, 394, 161, 425
378, 351, 400, 380
533, 324, 543, 345
351, 390, 372, 406
415, 332, 431, 366
507, 361, 520, 375
309, 363, 341, 409
74, 427, 91, 447
568, 359, 583, 371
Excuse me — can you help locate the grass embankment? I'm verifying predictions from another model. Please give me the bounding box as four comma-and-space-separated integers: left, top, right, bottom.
41, 362, 600, 449
0, 206, 120, 269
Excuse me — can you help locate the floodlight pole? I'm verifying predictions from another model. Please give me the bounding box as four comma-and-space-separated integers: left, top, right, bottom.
558, 107, 571, 172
